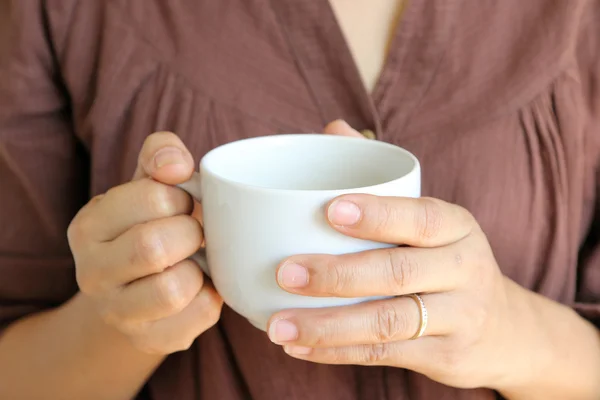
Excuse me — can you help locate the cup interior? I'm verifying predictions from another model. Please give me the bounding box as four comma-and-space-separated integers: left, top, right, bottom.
201, 134, 418, 191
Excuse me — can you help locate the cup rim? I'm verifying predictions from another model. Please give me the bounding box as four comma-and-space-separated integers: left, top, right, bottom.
199, 133, 420, 194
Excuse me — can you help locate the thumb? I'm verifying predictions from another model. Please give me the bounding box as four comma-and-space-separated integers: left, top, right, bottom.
323, 119, 365, 138
132, 131, 196, 184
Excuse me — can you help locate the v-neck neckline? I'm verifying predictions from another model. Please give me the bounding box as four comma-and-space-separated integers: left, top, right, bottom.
327, 0, 409, 98
271, 0, 460, 141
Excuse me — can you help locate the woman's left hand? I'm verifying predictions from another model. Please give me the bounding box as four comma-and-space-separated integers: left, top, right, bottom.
268, 193, 521, 389
266, 123, 524, 390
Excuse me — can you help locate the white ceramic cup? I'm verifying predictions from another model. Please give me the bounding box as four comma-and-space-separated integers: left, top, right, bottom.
178, 134, 420, 331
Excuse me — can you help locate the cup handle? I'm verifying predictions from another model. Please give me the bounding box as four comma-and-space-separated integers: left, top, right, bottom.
177, 171, 203, 201
176, 172, 210, 277
188, 251, 210, 277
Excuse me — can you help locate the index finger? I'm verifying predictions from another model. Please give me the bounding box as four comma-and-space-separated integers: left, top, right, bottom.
326, 195, 475, 247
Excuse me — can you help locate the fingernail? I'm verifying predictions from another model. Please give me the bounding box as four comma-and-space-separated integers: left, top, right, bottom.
278, 263, 308, 289
268, 319, 298, 343
154, 147, 185, 168
328, 200, 361, 226
284, 345, 313, 355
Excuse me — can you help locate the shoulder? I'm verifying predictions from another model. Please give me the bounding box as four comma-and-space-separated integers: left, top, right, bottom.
412, 0, 599, 133
452, 0, 597, 95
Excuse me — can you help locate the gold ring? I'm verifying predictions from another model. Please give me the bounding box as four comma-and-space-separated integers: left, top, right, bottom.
407, 294, 428, 340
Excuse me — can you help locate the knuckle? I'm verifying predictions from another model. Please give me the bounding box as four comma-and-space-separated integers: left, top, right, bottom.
203, 307, 222, 327
66, 221, 79, 245
387, 250, 419, 292
363, 343, 392, 364
373, 202, 398, 235
103, 185, 125, 207
415, 198, 444, 242
471, 236, 494, 267
326, 259, 351, 295
144, 182, 178, 217
66, 217, 81, 245
457, 204, 477, 231
152, 273, 187, 313
206, 298, 224, 321
162, 335, 196, 354
132, 226, 167, 272
373, 302, 408, 342
75, 267, 101, 295
67, 209, 97, 244
462, 303, 488, 337
300, 313, 333, 347
175, 338, 196, 352
439, 347, 463, 372
199, 290, 224, 324
104, 185, 120, 198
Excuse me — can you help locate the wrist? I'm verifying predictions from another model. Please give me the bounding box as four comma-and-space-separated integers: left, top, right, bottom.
491, 279, 600, 399
69, 292, 166, 363
487, 278, 545, 393
489, 279, 550, 394
0, 291, 165, 400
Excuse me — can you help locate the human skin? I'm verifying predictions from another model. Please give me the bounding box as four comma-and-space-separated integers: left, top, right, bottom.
268, 121, 600, 400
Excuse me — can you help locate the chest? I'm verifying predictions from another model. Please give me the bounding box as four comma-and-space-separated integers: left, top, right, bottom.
329, 0, 405, 93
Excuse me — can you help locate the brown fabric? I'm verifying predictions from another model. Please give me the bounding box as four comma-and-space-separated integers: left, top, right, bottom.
1, 1, 599, 399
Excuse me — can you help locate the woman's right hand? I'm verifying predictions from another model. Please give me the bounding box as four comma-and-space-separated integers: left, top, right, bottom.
67, 132, 223, 355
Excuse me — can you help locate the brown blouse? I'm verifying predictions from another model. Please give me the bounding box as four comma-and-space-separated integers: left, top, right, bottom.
1, 1, 599, 399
